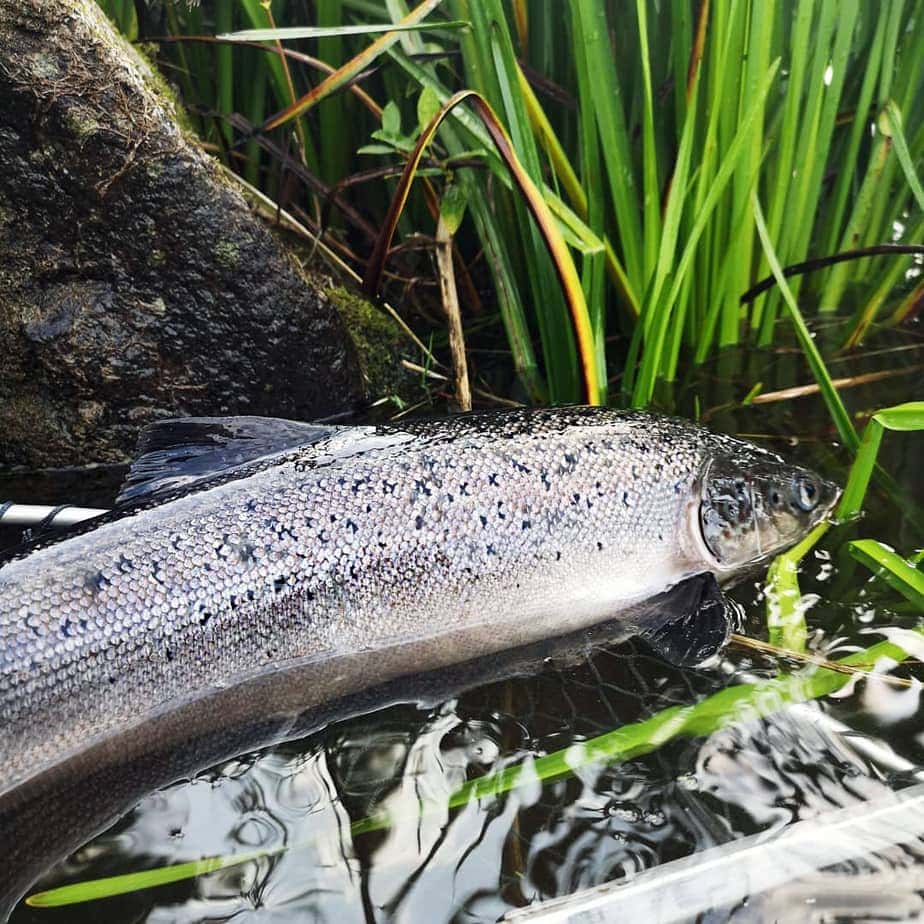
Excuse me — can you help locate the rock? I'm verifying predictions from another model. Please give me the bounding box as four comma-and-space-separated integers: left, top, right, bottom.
0, 0, 400, 469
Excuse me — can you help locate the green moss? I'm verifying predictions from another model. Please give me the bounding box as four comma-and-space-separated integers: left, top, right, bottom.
63, 103, 101, 139
214, 240, 240, 270
326, 286, 415, 401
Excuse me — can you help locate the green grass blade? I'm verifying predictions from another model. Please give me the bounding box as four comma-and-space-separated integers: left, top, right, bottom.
221, 21, 468, 40
821, 6, 889, 260
572, 0, 644, 287
26, 846, 286, 908
849, 540, 924, 609
634, 0, 661, 282
882, 99, 924, 211
214, 2, 234, 149
838, 402, 924, 517
751, 191, 858, 451
765, 523, 830, 653
629, 60, 780, 405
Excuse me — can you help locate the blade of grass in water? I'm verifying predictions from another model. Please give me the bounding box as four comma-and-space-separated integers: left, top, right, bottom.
849, 540, 924, 610
765, 523, 830, 653
838, 402, 924, 518
764, 401, 924, 650
28, 628, 924, 909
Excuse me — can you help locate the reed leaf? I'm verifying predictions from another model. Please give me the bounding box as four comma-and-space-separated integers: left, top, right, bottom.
849, 540, 924, 610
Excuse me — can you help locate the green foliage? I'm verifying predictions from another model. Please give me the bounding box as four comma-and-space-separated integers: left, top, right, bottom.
133, 0, 921, 419
96, 0, 137, 40
839, 402, 924, 516
849, 539, 924, 609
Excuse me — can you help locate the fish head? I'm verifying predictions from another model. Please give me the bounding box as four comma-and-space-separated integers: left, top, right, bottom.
697, 447, 840, 571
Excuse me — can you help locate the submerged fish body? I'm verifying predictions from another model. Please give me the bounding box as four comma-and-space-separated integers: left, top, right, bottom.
0, 408, 837, 802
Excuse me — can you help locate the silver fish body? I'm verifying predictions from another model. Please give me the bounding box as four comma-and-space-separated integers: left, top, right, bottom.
0, 408, 837, 801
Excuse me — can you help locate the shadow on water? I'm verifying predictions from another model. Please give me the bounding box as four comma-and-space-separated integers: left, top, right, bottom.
4, 330, 924, 923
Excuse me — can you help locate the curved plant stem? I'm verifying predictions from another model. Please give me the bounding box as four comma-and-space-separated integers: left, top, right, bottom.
362, 89, 602, 405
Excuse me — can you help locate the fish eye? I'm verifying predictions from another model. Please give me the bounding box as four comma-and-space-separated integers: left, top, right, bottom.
770, 489, 783, 508
796, 478, 819, 511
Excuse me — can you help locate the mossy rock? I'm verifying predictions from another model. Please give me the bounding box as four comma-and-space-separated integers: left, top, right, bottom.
0, 0, 414, 468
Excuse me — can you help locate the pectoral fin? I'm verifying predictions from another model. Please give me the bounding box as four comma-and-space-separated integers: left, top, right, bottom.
636, 573, 734, 667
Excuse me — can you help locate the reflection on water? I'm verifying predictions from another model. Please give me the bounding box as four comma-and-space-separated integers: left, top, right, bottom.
12, 633, 924, 923
6, 336, 924, 922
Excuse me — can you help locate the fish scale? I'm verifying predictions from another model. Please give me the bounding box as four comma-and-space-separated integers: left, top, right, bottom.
0, 407, 835, 800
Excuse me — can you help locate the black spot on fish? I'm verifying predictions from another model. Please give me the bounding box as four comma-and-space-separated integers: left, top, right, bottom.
88, 571, 111, 593
61, 618, 73, 638
273, 576, 286, 593
486, 543, 497, 556
489, 473, 499, 486
165, 648, 174, 662
460, 482, 471, 496
116, 554, 133, 575
522, 519, 531, 530
480, 515, 488, 528
346, 518, 358, 534
597, 541, 604, 551
245, 498, 259, 512
623, 491, 630, 507
415, 515, 424, 530
555, 550, 562, 561
239, 544, 257, 564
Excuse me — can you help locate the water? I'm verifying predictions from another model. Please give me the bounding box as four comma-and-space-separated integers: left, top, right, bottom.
4, 335, 922, 923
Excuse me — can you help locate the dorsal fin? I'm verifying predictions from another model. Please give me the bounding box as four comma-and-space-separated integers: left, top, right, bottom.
117, 416, 343, 505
